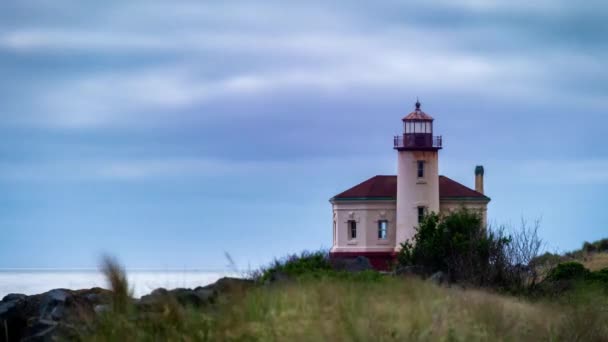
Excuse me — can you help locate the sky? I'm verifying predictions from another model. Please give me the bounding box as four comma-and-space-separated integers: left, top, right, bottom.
1, 0, 607, 270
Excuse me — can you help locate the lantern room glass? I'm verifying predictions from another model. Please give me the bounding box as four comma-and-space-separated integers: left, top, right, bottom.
404, 121, 432, 134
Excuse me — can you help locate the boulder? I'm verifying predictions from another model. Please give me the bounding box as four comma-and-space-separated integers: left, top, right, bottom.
429, 271, 448, 286
39, 289, 70, 320
22, 319, 58, 342
138, 288, 169, 309
138, 286, 215, 310
94, 304, 110, 314
395, 265, 425, 277
2, 293, 27, 302
0, 288, 112, 341
170, 288, 209, 307
77, 287, 112, 306
1, 295, 30, 341
194, 288, 215, 303
197, 277, 254, 295
0, 299, 19, 316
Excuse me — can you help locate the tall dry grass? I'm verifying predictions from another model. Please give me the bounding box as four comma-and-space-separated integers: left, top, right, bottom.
99, 255, 132, 314
581, 252, 608, 271
83, 269, 608, 341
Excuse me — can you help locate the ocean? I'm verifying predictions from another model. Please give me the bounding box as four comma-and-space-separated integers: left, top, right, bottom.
0, 269, 239, 299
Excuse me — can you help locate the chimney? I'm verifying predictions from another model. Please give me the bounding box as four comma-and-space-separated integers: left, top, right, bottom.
475, 165, 484, 194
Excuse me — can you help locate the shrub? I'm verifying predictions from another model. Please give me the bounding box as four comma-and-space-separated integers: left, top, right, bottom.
546, 262, 589, 282
253, 249, 333, 283
583, 241, 597, 253
596, 239, 608, 252
396, 209, 512, 287
531, 252, 562, 268
588, 268, 608, 284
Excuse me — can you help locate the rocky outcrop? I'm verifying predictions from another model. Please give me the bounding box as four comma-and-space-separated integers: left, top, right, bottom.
138, 287, 214, 309
137, 277, 254, 310
429, 271, 448, 286
0, 277, 253, 341
0, 287, 111, 341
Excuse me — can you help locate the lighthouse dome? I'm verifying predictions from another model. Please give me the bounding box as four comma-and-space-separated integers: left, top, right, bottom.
402, 100, 434, 121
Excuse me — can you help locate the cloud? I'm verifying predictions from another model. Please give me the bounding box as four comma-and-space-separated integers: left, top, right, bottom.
0, 154, 391, 182
36, 51, 500, 128
1, 0, 607, 130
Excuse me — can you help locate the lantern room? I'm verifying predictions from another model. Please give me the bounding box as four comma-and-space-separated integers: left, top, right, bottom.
394, 100, 442, 151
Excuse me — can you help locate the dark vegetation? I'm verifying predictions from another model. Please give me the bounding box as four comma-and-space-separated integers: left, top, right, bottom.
251, 250, 383, 284
396, 210, 547, 293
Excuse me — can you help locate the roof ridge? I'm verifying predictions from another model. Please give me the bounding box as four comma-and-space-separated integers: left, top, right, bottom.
439, 175, 488, 198
332, 174, 489, 201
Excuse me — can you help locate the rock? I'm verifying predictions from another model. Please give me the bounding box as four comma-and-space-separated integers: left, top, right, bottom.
198, 277, 254, 295
194, 288, 215, 303
45, 289, 69, 303
2, 293, 27, 302
429, 271, 448, 285
395, 265, 425, 276
139, 288, 167, 304
0, 296, 28, 341
78, 287, 112, 305
139, 286, 220, 310
150, 288, 169, 297
94, 304, 109, 314
22, 319, 58, 342
0, 300, 19, 315
39, 289, 71, 320
170, 288, 207, 307
50, 305, 65, 321
1, 288, 112, 341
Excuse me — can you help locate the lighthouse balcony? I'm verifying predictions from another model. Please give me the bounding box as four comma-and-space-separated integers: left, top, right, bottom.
394, 134, 442, 150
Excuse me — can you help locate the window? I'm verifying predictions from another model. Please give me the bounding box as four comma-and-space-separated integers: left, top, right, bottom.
417, 206, 426, 224
348, 220, 357, 239
378, 220, 388, 239
417, 160, 425, 178
333, 221, 336, 244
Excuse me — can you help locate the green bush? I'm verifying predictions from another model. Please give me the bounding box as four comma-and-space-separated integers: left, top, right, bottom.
596, 239, 608, 252
588, 268, 608, 284
396, 209, 512, 286
253, 250, 387, 284
569, 238, 608, 256
253, 250, 333, 282
546, 262, 590, 282
583, 241, 598, 253
530, 252, 562, 267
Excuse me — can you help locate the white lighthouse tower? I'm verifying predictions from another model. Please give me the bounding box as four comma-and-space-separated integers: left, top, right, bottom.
393, 100, 442, 249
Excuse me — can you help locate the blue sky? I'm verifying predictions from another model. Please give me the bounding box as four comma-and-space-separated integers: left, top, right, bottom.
1, 0, 607, 269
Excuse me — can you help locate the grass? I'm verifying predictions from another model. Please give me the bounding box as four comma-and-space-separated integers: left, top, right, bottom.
80, 261, 608, 341
579, 252, 608, 271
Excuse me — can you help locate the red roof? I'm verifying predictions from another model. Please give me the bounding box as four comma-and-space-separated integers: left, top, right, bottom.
332, 175, 489, 201
403, 101, 434, 121
403, 110, 434, 121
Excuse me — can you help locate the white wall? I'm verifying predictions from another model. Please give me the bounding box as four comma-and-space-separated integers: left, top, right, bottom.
396, 150, 440, 250
330, 201, 396, 253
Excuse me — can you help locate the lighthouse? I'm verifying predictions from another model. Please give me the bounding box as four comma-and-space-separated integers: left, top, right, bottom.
393, 100, 442, 249
330, 99, 488, 270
